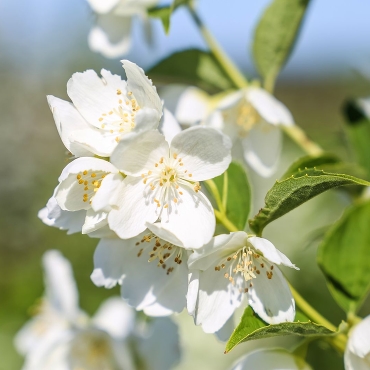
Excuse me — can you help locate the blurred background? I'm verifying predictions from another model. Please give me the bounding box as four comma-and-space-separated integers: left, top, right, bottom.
1, 0, 370, 368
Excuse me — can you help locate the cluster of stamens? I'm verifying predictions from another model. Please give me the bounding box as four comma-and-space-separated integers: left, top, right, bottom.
97, 90, 139, 143
76, 170, 107, 204
140, 153, 201, 210
135, 233, 183, 275
235, 101, 261, 136
214, 246, 274, 293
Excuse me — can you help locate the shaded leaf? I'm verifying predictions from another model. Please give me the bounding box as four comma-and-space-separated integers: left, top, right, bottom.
253, 0, 310, 90
148, 49, 235, 92
148, 0, 189, 33
225, 306, 334, 352
343, 99, 370, 179
317, 200, 370, 313
249, 168, 370, 236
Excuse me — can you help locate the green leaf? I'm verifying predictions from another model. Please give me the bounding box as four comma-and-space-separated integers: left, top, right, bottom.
225, 306, 334, 352
208, 162, 251, 231
343, 99, 370, 179
148, 49, 235, 92
253, 0, 311, 90
249, 168, 370, 236
148, 0, 189, 33
317, 200, 370, 313
280, 154, 340, 180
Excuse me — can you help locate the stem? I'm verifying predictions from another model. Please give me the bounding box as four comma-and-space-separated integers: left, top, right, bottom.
214, 209, 238, 232
282, 125, 324, 156
204, 179, 225, 214
187, 6, 248, 89
289, 284, 347, 353
289, 284, 336, 331
222, 171, 228, 211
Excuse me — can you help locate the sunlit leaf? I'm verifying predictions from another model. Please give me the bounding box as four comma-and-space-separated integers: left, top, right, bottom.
148, 0, 189, 33
253, 0, 311, 90
249, 168, 370, 236
225, 306, 334, 352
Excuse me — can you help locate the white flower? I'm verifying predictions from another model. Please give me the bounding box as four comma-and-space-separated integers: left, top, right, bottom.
108, 126, 232, 248
161, 84, 294, 177
54, 157, 121, 235
344, 315, 370, 370
230, 348, 311, 370
87, 0, 159, 58
91, 228, 189, 316
187, 232, 299, 333
15, 250, 180, 370
48, 60, 162, 157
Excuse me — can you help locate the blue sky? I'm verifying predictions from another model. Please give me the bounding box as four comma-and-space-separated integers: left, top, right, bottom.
1, 0, 370, 80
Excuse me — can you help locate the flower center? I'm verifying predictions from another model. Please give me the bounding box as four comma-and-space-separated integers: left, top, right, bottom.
70, 330, 116, 370
236, 102, 261, 137
97, 90, 139, 143
214, 246, 274, 293
76, 170, 107, 204
136, 233, 183, 275
141, 153, 201, 210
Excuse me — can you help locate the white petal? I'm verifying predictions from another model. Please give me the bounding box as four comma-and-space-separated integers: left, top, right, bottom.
153, 186, 215, 249
248, 262, 295, 324
87, 0, 120, 13
357, 97, 370, 120
69, 128, 118, 157
122, 60, 163, 116
344, 348, 370, 370
138, 318, 180, 370
170, 126, 232, 181
189, 268, 243, 333
88, 17, 132, 59
188, 232, 248, 270
241, 122, 282, 178
231, 348, 312, 370
160, 85, 209, 126
248, 237, 299, 270
158, 108, 182, 144
108, 177, 159, 238
88, 224, 117, 239
215, 314, 234, 342
38, 196, 85, 235
120, 248, 182, 311
67, 69, 128, 127
110, 129, 168, 175
186, 270, 199, 316
347, 315, 370, 358
91, 238, 127, 289
47, 96, 92, 157
92, 297, 135, 339
20, 328, 73, 370
42, 250, 79, 318
82, 209, 108, 234
246, 87, 294, 126
56, 157, 118, 211
91, 173, 122, 212
143, 259, 188, 316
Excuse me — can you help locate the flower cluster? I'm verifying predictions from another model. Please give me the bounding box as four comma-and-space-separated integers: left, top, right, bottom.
15, 250, 180, 370
39, 60, 298, 339
86, 0, 159, 58
160, 84, 294, 177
